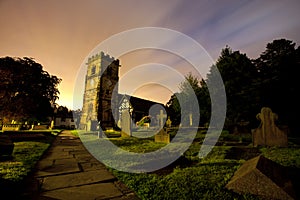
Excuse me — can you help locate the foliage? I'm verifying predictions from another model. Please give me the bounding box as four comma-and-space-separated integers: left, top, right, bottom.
254, 39, 300, 134
0, 57, 61, 123
207, 46, 258, 131
166, 38, 300, 135
166, 73, 211, 126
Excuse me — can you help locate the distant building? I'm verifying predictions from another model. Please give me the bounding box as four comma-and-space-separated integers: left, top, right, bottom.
80, 52, 165, 131
55, 117, 76, 129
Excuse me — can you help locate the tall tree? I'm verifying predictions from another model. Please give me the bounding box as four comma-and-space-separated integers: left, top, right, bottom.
207, 46, 258, 130
0, 57, 61, 123
166, 73, 211, 126
254, 39, 300, 134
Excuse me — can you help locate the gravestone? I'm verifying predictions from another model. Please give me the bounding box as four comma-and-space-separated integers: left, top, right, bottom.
189, 113, 193, 126
0, 135, 14, 156
154, 128, 170, 143
50, 120, 54, 130
2, 124, 22, 132
156, 110, 167, 128
121, 110, 131, 137
166, 117, 172, 128
252, 107, 288, 147
226, 155, 295, 200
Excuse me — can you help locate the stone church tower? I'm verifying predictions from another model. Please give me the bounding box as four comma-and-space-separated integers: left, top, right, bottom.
80, 52, 120, 131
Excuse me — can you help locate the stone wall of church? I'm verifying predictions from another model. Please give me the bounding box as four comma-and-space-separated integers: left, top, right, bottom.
80, 52, 120, 131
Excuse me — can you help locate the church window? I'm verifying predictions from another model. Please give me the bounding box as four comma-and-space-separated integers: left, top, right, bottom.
91, 65, 96, 75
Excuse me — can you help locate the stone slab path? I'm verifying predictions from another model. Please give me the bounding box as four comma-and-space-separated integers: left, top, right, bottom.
21, 130, 140, 200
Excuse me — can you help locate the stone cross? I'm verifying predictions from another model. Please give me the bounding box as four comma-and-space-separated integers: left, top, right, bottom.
252, 107, 288, 147
156, 110, 167, 128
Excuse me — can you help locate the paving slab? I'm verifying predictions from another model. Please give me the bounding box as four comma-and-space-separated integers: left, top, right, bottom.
22, 130, 140, 200
41, 170, 116, 191
79, 162, 107, 171
41, 182, 123, 200
36, 158, 80, 177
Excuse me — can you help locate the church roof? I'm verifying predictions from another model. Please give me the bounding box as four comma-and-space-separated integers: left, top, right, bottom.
118, 94, 164, 113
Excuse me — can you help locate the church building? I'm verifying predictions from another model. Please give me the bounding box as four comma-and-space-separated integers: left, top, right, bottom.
80, 52, 165, 131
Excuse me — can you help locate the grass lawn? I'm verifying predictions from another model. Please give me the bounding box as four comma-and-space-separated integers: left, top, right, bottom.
106, 130, 300, 200
0, 129, 296, 199
0, 131, 59, 195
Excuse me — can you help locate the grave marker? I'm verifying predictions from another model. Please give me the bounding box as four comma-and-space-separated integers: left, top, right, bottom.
154, 128, 170, 144
121, 110, 131, 137
226, 155, 295, 200
156, 110, 167, 128
252, 107, 288, 147
189, 113, 193, 126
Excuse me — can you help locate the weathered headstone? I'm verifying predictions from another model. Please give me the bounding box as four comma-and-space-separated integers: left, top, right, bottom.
0, 135, 14, 156
252, 107, 288, 147
156, 110, 167, 128
154, 128, 170, 143
226, 155, 295, 200
2, 124, 22, 132
121, 110, 131, 137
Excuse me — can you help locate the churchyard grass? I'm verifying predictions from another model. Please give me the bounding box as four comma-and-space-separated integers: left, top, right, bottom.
0, 132, 56, 184
107, 129, 300, 200
260, 146, 300, 168
70, 129, 79, 137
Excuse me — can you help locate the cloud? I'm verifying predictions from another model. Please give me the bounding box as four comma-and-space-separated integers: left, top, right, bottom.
1, 0, 300, 109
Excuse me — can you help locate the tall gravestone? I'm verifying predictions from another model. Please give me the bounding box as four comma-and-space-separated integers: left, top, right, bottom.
121, 110, 131, 137
252, 107, 288, 147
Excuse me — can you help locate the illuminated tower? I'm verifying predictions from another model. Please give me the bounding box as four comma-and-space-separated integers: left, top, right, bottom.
80, 52, 120, 131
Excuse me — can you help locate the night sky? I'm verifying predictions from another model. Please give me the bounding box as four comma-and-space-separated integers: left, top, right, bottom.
1, 0, 299, 109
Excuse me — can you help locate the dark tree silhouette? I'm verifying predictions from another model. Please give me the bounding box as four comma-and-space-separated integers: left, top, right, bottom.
0, 57, 61, 123
254, 39, 300, 134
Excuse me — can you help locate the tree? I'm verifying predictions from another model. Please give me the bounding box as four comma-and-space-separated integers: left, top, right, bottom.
206, 46, 258, 130
0, 57, 61, 123
166, 73, 211, 126
254, 39, 300, 134
166, 93, 181, 126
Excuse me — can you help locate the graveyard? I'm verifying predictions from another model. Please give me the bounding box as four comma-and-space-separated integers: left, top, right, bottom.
73, 106, 300, 200
1, 120, 300, 199
1, 106, 300, 199
1, 39, 300, 199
